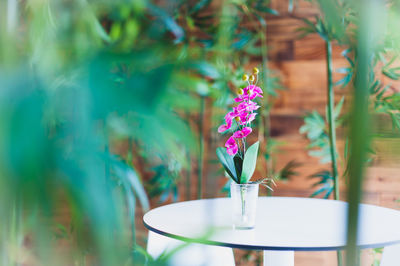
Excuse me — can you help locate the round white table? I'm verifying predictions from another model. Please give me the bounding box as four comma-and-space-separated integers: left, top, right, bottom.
143, 197, 400, 265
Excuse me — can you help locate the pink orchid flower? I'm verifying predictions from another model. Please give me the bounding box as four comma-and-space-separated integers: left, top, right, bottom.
218, 111, 239, 133
234, 85, 263, 102
237, 101, 260, 113
233, 127, 252, 138
245, 85, 263, 99
225, 136, 238, 155
218, 69, 263, 156
218, 121, 231, 133
234, 93, 250, 103
238, 113, 256, 125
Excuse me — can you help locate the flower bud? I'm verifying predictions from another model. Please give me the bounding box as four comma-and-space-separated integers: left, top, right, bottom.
242, 74, 249, 81
237, 88, 244, 95
253, 67, 259, 74
249, 75, 255, 82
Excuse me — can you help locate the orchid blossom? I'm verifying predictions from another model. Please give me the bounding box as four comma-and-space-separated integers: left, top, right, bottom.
218, 68, 263, 156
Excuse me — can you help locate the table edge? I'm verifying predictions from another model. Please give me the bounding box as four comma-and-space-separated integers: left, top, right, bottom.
143, 197, 400, 251
143, 219, 400, 251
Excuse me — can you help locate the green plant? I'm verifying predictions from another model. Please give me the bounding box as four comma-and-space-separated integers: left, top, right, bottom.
296, 1, 388, 265
0, 0, 288, 264
307, 1, 396, 265
297, 12, 348, 203
147, 158, 182, 203
371, 248, 383, 266
0, 0, 210, 265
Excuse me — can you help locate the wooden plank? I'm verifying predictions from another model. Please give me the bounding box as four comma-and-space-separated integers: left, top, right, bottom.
364, 167, 400, 193
268, 59, 348, 114
293, 35, 345, 60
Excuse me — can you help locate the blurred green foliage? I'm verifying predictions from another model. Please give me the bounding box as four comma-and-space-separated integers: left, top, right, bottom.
299, 0, 400, 201
301, 1, 396, 265
0, 0, 212, 265
0, 0, 287, 265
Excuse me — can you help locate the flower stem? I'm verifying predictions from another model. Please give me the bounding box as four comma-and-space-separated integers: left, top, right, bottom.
240, 186, 246, 217
326, 40, 342, 266
326, 40, 339, 201
182, 112, 192, 200
198, 95, 206, 199
186, 149, 191, 201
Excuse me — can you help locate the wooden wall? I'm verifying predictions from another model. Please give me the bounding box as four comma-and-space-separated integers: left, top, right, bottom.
246, 0, 399, 265
136, 1, 400, 265
264, 0, 400, 208
185, 0, 400, 265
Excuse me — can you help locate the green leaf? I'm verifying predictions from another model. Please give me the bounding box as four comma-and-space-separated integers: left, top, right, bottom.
335, 71, 353, 87
278, 160, 302, 181
216, 147, 238, 183
254, 13, 266, 27
189, 0, 212, 14
334, 96, 345, 119
383, 69, 400, 80
288, 0, 294, 12
336, 67, 351, 74
369, 79, 380, 94
92, 15, 112, 43
233, 155, 243, 179
147, 4, 185, 43
240, 141, 259, 183
376, 85, 389, 100
309, 170, 334, 198
221, 179, 232, 195
323, 187, 334, 199
342, 49, 355, 67
390, 113, 400, 130
113, 159, 150, 211
120, 175, 137, 234
315, 18, 328, 41
243, 35, 262, 55
187, 61, 220, 79
232, 32, 252, 50
302, 18, 316, 29
310, 186, 327, 197
300, 111, 326, 140
257, 6, 279, 16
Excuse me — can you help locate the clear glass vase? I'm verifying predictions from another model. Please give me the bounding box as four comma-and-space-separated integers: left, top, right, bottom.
230, 182, 259, 229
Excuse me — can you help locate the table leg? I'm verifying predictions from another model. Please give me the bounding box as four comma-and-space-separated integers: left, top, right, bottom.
147, 231, 235, 266
263, 250, 294, 266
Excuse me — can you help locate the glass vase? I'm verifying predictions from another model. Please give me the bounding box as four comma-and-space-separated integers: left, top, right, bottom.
230, 182, 259, 229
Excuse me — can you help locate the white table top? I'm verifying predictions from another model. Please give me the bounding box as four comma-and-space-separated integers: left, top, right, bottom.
143, 197, 400, 251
